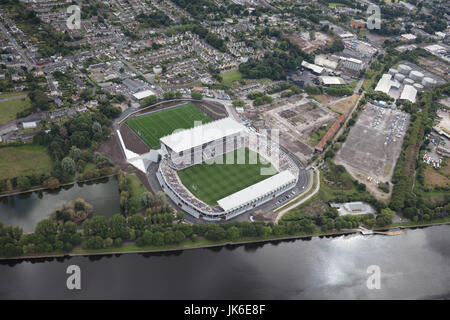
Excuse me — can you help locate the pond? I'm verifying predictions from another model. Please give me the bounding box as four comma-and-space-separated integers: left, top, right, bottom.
0, 177, 121, 232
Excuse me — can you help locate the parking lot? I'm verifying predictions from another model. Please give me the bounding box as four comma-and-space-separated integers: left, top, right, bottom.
335, 104, 410, 197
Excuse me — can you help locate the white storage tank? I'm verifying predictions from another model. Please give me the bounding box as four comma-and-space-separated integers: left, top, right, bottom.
388, 68, 397, 75
394, 73, 405, 82
413, 83, 424, 91
398, 64, 412, 75
409, 70, 424, 81
403, 78, 415, 85
422, 77, 436, 88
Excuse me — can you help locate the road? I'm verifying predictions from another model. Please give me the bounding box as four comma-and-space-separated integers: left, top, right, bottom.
274, 168, 320, 224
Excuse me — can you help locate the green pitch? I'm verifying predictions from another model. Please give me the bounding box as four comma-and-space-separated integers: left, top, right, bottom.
177, 148, 277, 206
126, 104, 212, 149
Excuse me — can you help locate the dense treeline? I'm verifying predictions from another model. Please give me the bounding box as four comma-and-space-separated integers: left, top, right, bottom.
31, 104, 120, 184
136, 12, 173, 28
239, 39, 310, 80
390, 83, 450, 222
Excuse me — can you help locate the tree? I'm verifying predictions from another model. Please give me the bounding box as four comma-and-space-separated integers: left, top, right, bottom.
114, 237, 123, 247
174, 230, 185, 243
156, 191, 167, 205
152, 232, 164, 246
44, 177, 60, 189
110, 214, 129, 240
140, 192, 155, 208
140, 95, 158, 107
105, 237, 114, 247
128, 213, 145, 231
164, 230, 175, 244
142, 230, 153, 245
191, 91, 203, 100
35, 219, 57, 243
17, 176, 31, 189
90, 216, 108, 238
70, 146, 81, 161
232, 99, 244, 107
205, 224, 225, 241
226, 226, 240, 241
176, 212, 184, 223
92, 122, 102, 134
61, 157, 76, 175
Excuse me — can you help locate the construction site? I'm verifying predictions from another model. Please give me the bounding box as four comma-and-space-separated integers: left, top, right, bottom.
246, 94, 338, 165
334, 104, 410, 199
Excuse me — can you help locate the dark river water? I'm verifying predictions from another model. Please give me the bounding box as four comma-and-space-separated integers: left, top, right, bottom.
0, 225, 449, 299
0, 177, 120, 233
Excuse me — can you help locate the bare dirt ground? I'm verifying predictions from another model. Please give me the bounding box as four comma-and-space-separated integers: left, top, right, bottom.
246, 94, 338, 164
335, 104, 410, 201
424, 167, 449, 187
437, 109, 450, 134
97, 134, 128, 170
328, 95, 360, 115
120, 124, 150, 154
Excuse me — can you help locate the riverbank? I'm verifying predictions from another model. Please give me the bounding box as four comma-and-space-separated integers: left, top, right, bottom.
0, 174, 117, 198
2, 220, 450, 262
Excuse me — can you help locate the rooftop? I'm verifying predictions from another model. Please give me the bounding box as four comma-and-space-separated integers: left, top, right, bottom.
160, 117, 245, 153
217, 170, 296, 211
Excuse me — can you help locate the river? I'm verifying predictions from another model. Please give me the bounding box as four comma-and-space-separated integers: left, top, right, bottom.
0, 177, 121, 233
0, 225, 449, 299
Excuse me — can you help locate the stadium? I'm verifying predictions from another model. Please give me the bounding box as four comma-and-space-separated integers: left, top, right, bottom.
118, 102, 301, 221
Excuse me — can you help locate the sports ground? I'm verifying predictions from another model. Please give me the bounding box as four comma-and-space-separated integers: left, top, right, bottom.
126, 104, 212, 149
177, 148, 277, 206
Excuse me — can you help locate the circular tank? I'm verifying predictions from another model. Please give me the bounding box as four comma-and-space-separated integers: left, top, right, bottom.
394, 73, 405, 82
388, 68, 397, 75
413, 83, 424, 91
422, 77, 436, 88
403, 78, 415, 85
409, 70, 424, 81
398, 64, 412, 75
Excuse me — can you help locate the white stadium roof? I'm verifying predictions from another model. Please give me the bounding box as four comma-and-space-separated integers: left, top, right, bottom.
133, 89, 156, 100
160, 117, 245, 153
400, 85, 417, 103
217, 170, 296, 211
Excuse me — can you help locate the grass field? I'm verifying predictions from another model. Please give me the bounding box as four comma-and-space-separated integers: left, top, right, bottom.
177, 148, 277, 206
0, 145, 52, 180
0, 95, 31, 124
221, 70, 243, 86
126, 104, 212, 149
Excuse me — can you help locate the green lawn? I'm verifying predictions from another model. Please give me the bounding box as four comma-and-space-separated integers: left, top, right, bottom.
0, 145, 52, 180
0, 96, 31, 124
177, 148, 277, 206
221, 70, 243, 86
328, 3, 345, 8
126, 104, 212, 149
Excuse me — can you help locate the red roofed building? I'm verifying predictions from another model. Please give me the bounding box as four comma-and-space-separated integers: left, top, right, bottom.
315, 114, 346, 152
